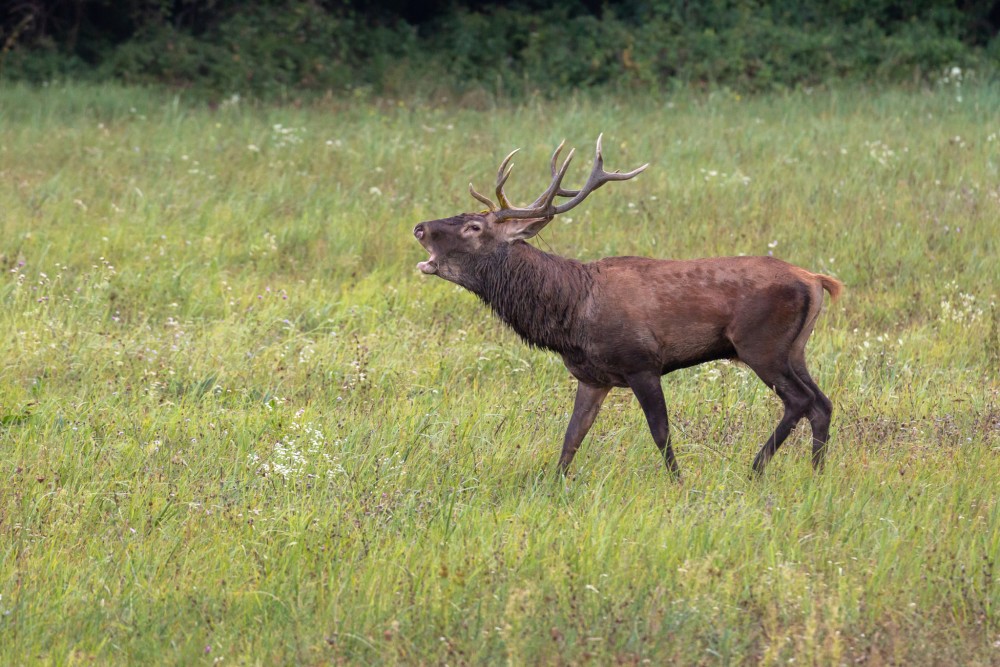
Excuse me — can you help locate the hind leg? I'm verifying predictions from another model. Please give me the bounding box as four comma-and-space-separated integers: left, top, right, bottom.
730, 281, 823, 474
791, 360, 833, 470
733, 331, 816, 474
786, 295, 833, 471
746, 363, 815, 475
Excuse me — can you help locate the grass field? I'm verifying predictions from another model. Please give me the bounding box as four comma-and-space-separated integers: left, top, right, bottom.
1, 81, 999, 665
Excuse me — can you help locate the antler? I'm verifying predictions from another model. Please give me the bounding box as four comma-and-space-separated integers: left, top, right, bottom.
468, 147, 518, 211
468, 134, 648, 221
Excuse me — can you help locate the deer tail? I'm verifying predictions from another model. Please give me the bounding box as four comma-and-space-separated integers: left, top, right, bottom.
817, 274, 844, 302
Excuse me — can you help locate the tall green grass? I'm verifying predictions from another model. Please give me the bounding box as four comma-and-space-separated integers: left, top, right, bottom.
1, 82, 998, 664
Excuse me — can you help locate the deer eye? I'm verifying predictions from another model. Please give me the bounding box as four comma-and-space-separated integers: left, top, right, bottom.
467, 223, 481, 233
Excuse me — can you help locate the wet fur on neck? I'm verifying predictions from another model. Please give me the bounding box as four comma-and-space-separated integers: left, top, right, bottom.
466, 241, 593, 356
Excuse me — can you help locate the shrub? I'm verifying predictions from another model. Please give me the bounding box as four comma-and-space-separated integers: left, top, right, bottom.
1, 0, 996, 96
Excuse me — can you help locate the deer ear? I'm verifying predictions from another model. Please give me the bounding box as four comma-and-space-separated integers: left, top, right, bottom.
501, 216, 554, 241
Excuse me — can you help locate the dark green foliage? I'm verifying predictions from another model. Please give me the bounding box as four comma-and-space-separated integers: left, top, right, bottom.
1, 0, 997, 95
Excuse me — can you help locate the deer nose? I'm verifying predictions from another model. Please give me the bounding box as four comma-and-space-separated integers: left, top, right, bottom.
413, 223, 425, 240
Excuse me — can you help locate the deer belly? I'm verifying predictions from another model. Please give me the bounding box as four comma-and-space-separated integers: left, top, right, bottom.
653, 326, 737, 372
561, 357, 631, 388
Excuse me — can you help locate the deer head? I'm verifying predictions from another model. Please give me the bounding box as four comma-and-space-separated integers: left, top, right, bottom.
413, 134, 647, 287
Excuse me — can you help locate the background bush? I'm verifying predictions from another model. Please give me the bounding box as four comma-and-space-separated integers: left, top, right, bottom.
1, 1, 998, 96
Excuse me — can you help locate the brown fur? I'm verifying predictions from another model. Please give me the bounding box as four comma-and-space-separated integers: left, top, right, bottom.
414, 211, 843, 477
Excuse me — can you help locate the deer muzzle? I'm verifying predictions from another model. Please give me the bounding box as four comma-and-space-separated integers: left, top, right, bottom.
413, 223, 438, 274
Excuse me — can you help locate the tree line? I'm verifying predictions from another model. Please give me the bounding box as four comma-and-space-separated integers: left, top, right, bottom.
2, 1, 998, 96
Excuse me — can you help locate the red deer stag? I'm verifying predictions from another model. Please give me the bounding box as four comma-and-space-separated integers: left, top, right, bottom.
413, 135, 842, 476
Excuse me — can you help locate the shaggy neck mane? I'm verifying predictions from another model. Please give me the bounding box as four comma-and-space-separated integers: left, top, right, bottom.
468, 241, 593, 355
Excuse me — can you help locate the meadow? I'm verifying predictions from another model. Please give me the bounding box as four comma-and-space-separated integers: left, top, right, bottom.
1, 81, 998, 665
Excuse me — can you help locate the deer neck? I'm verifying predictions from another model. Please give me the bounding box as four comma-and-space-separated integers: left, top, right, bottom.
468, 241, 592, 354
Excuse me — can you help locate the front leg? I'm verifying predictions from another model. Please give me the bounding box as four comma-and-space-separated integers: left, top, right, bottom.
626, 372, 680, 477
558, 382, 611, 473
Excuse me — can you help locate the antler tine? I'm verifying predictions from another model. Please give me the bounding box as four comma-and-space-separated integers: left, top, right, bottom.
593, 133, 649, 181
480, 135, 645, 222
490, 148, 575, 221
495, 148, 518, 209
525, 147, 575, 210
469, 182, 499, 212
550, 134, 648, 215
549, 140, 581, 198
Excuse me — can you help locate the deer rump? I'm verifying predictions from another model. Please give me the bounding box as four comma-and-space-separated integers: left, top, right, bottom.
413, 136, 842, 477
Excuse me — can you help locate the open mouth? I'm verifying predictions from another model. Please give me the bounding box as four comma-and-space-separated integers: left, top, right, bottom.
413, 225, 437, 274
417, 255, 437, 274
